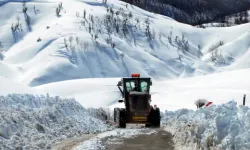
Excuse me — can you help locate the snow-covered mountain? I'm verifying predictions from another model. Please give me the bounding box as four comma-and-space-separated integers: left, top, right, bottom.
1, 1, 250, 150
0, 0, 250, 87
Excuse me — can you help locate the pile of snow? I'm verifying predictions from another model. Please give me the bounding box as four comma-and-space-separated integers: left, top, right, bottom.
0, 94, 111, 150
163, 101, 250, 150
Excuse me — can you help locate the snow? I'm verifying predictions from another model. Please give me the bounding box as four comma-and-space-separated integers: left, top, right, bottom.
0, 94, 111, 150
0, 64, 248, 149
163, 101, 250, 150
0, 0, 250, 149
0, 76, 40, 95
0, 0, 249, 87
35, 68, 250, 111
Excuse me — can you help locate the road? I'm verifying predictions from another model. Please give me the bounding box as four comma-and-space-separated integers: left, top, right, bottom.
104, 128, 174, 150
52, 125, 174, 150
52, 134, 95, 150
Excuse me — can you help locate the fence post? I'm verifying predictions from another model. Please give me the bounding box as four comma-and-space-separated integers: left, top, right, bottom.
243, 94, 246, 106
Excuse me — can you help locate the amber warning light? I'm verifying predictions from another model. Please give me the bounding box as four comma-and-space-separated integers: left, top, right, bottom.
131, 73, 140, 78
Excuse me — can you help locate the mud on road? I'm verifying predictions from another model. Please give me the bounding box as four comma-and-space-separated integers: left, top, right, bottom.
52, 134, 95, 150
104, 128, 174, 150
52, 126, 174, 150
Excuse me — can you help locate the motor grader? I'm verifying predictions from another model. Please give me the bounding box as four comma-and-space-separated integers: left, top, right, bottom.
114, 74, 161, 128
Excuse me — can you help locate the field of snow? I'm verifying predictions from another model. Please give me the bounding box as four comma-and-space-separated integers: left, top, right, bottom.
0, 0, 249, 87
35, 68, 250, 111
0, 76, 39, 95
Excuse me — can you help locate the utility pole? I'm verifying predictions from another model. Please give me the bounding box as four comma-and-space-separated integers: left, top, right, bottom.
243, 94, 246, 106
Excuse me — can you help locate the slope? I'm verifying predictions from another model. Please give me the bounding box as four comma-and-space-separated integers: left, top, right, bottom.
0, 0, 249, 87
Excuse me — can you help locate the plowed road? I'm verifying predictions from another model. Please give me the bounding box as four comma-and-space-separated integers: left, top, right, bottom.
53, 126, 174, 150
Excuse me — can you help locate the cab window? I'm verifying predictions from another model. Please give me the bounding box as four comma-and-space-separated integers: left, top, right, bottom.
125, 81, 135, 92
140, 81, 148, 92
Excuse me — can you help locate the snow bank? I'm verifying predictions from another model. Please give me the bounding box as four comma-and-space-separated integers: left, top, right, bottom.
0, 94, 111, 150
163, 101, 250, 150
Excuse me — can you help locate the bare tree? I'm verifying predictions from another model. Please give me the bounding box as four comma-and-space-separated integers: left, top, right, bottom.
84, 42, 89, 50
76, 36, 80, 46
168, 31, 173, 44
128, 12, 133, 20
208, 40, 224, 62
94, 34, 98, 41
145, 17, 150, 38
76, 12, 80, 18
64, 38, 68, 50
111, 42, 116, 48
69, 36, 73, 47
56, 2, 63, 17
168, 35, 172, 44
88, 23, 92, 33
0, 41, 4, 60
135, 18, 140, 29
228, 53, 235, 63
34, 6, 37, 15
198, 45, 203, 58
105, 37, 112, 44
22, 1, 28, 15
83, 9, 86, 19
103, 0, 107, 4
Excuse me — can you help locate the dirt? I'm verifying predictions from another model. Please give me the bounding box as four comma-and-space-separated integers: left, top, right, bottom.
104, 129, 174, 150
51, 134, 94, 150
52, 126, 174, 150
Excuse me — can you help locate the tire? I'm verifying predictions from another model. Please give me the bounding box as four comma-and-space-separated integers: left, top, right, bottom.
148, 107, 161, 128
153, 108, 161, 127
114, 108, 126, 128
114, 108, 119, 123
119, 108, 126, 128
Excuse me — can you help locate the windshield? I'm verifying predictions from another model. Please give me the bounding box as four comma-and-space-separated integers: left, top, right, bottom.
125, 80, 149, 92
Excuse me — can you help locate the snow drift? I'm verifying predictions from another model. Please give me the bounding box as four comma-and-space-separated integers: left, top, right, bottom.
0, 94, 111, 150
163, 101, 250, 150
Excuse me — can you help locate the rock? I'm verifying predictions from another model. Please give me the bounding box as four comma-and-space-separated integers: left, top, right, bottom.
35, 123, 45, 133
0, 126, 10, 139
15, 147, 23, 150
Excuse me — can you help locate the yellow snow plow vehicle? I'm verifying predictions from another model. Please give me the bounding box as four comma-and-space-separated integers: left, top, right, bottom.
114, 74, 161, 128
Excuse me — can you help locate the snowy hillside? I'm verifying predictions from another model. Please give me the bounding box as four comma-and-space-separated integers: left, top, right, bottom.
0, 0, 249, 87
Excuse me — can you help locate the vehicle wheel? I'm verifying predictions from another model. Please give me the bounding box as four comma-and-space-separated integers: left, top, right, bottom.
153, 108, 161, 127
149, 107, 161, 128
119, 109, 126, 128
114, 108, 119, 123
